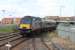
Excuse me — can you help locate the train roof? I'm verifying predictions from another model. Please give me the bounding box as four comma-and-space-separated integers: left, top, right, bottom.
23, 16, 41, 19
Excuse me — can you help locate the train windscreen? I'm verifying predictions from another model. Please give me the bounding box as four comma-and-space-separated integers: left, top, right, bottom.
21, 18, 32, 24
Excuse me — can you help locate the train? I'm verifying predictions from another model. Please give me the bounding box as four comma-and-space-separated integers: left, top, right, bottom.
18, 16, 58, 36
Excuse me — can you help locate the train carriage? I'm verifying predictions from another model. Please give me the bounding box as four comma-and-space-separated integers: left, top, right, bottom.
18, 16, 58, 36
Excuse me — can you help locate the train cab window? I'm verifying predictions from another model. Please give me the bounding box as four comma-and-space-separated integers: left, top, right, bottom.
21, 18, 32, 24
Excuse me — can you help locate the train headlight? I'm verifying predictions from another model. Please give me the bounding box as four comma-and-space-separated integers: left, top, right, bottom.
28, 30, 32, 32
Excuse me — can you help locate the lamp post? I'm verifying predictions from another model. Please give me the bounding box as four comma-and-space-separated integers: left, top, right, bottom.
59, 5, 65, 17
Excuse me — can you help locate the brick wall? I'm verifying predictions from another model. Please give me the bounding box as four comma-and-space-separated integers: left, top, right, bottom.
1, 18, 13, 24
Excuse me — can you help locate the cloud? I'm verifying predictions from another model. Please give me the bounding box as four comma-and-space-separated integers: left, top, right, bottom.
0, 0, 74, 20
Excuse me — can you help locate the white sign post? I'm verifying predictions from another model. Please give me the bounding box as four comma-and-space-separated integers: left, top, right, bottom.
5, 42, 12, 50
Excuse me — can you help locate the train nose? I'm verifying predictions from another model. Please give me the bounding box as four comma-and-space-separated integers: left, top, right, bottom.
22, 27, 32, 33
22, 27, 27, 29
19, 24, 31, 29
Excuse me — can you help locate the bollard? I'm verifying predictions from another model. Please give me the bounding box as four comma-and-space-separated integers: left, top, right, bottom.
5, 42, 12, 50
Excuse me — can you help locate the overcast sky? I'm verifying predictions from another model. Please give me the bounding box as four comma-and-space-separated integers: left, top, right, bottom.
0, 0, 75, 20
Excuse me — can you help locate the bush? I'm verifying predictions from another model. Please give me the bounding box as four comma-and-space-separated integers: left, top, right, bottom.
0, 24, 18, 33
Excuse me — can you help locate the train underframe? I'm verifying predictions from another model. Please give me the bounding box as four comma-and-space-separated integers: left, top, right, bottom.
19, 26, 57, 37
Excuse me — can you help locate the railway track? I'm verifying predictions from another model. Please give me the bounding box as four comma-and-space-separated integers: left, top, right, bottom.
11, 36, 52, 50
0, 32, 19, 38
8, 36, 63, 50
31, 37, 51, 50
0, 32, 25, 50
0, 32, 71, 50
40, 38, 52, 50
42, 35, 75, 50
7, 37, 72, 50
0, 33, 20, 41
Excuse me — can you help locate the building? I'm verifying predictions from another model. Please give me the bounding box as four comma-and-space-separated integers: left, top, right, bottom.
1, 17, 22, 25
70, 16, 75, 21
59, 17, 71, 21
1, 18, 14, 24
44, 16, 59, 21
14, 18, 22, 25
